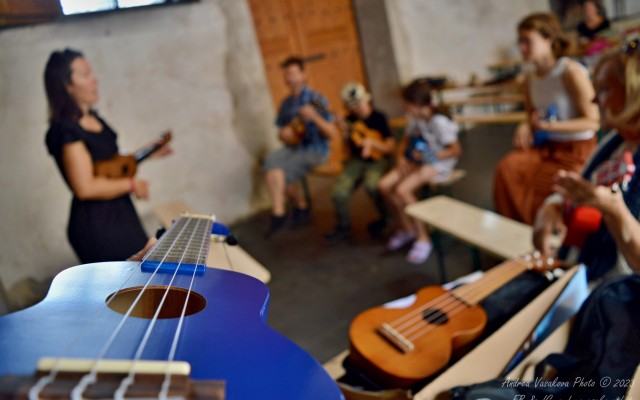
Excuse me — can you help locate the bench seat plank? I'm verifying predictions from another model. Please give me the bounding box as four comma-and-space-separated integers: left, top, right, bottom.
405, 195, 532, 260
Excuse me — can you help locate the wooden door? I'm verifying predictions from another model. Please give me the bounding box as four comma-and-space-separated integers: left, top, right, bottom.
248, 0, 366, 116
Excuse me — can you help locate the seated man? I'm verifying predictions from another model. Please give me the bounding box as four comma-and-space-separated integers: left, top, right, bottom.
263, 56, 337, 238
325, 82, 395, 244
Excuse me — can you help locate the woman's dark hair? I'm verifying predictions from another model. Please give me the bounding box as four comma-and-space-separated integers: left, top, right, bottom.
44, 48, 84, 123
402, 78, 451, 118
518, 13, 573, 58
582, 0, 607, 19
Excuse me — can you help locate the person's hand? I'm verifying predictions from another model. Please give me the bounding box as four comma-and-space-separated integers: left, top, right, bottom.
150, 142, 173, 159
335, 115, 348, 135
396, 156, 413, 175
554, 169, 620, 213
553, 170, 597, 206
360, 137, 375, 158
513, 122, 533, 150
298, 104, 318, 121
533, 201, 566, 257
132, 178, 149, 200
128, 237, 157, 261
528, 109, 549, 132
278, 125, 296, 143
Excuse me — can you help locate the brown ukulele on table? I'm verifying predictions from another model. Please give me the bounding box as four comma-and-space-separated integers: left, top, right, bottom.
282, 98, 328, 147
348, 120, 385, 160
348, 252, 562, 389
93, 131, 172, 178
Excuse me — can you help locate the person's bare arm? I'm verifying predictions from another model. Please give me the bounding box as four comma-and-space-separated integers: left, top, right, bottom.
533, 62, 600, 134
298, 105, 338, 138
62, 141, 148, 200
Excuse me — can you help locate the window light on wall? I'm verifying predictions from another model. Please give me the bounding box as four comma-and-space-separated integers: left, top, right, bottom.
60, 0, 165, 16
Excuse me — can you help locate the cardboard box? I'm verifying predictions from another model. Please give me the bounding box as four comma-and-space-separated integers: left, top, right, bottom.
335, 265, 590, 400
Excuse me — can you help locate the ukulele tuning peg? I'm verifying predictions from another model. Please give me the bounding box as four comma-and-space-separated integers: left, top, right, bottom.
155, 227, 166, 239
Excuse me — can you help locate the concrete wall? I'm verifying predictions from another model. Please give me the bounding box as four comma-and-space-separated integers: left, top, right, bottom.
384, 0, 550, 85
0, 0, 276, 290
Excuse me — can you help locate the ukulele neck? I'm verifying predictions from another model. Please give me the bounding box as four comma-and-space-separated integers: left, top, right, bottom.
141, 214, 214, 275
451, 256, 538, 306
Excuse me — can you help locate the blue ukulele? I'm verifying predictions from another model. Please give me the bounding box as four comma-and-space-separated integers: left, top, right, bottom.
0, 214, 344, 400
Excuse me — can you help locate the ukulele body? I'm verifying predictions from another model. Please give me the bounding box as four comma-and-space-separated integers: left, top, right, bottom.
283, 117, 307, 146
349, 121, 384, 161
94, 154, 138, 178
348, 285, 486, 388
0, 262, 343, 400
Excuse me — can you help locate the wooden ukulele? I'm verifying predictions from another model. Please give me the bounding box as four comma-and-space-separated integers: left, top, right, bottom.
348, 252, 561, 389
282, 98, 328, 147
93, 131, 172, 178
348, 120, 385, 161
0, 214, 343, 400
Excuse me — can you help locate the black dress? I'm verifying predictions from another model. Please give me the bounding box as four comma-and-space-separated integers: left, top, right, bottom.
45, 115, 148, 264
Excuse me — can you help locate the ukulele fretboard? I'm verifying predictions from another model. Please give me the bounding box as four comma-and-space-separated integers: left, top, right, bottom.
142, 215, 213, 275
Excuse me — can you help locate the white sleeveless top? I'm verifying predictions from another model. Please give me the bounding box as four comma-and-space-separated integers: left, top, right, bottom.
528, 57, 595, 142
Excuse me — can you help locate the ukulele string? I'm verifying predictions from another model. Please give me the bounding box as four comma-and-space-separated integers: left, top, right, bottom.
158, 218, 212, 400
114, 217, 207, 400
386, 259, 522, 331
406, 256, 550, 342
396, 259, 527, 335
389, 258, 531, 340
404, 264, 524, 341
27, 234, 169, 400
68, 217, 196, 400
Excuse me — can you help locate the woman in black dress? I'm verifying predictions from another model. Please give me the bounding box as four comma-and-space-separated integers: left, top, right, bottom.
44, 48, 167, 263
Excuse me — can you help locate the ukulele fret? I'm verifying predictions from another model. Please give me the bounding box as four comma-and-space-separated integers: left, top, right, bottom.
142, 216, 213, 275
377, 323, 415, 354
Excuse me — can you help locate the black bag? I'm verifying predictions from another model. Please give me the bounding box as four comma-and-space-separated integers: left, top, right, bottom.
450, 274, 640, 399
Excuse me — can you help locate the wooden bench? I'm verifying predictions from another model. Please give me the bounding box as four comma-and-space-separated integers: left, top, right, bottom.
152, 200, 271, 284
405, 195, 533, 282
453, 111, 526, 125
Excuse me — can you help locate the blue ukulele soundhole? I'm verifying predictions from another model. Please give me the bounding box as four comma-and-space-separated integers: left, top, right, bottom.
106, 286, 207, 319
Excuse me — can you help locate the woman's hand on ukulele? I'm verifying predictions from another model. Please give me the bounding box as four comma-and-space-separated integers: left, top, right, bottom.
554, 170, 600, 207
554, 170, 622, 214
128, 237, 157, 261
132, 178, 150, 200
533, 201, 566, 257
150, 142, 173, 159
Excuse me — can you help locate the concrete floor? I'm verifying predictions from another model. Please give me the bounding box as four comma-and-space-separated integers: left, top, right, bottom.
229, 123, 516, 364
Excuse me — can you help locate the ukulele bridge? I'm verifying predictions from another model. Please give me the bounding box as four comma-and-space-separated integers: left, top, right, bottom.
0, 358, 225, 400
377, 323, 415, 353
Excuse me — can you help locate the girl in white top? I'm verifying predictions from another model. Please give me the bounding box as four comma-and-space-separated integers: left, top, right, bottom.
494, 12, 600, 225
378, 79, 462, 264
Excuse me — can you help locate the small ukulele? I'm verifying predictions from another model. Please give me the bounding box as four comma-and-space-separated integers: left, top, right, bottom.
348, 252, 562, 389
0, 214, 343, 400
349, 120, 385, 161
282, 98, 328, 146
404, 135, 435, 164
93, 131, 172, 178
